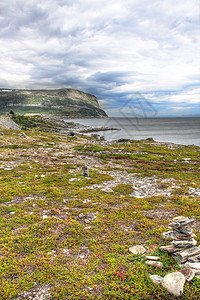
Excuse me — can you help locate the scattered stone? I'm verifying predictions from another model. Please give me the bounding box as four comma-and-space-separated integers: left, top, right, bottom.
162, 272, 185, 297
149, 275, 163, 284
129, 245, 146, 255
145, 260, 163, 268
69, 178, 81, 182
145, 255, 160, 261
15, 283, 51, 300
180, 267, 195, 281
100, 187, 114, 193
42, 215, 48, 219
19, 132, 27, 138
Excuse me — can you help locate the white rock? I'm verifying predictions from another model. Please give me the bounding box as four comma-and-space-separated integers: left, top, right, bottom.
162, 272, 185, 297
43, 215, 48, 219
145, 260, 163, 268
150, 275, 163, 284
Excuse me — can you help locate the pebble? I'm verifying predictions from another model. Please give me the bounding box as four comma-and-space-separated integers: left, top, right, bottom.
162, 272, 185, 297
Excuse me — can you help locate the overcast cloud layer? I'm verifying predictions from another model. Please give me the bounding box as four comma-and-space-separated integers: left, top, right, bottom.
0, 0, 199, 117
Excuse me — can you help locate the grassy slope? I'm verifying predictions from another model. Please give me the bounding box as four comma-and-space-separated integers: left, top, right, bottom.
0, 89, 107, 117
0, 118, 199, 299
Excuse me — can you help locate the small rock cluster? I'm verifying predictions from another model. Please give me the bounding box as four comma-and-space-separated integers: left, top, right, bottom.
129, 216, 200, 297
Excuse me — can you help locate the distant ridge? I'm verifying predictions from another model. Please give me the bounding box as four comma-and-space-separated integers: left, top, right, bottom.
0, 88, 107, 118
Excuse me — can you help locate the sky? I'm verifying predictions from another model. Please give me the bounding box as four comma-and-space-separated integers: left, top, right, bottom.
0, 0, 200, 117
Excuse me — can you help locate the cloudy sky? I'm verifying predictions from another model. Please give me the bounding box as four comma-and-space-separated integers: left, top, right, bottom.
0, 0, 200, 117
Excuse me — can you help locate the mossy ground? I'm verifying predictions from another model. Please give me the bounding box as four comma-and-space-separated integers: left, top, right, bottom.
0, 119, 200, 299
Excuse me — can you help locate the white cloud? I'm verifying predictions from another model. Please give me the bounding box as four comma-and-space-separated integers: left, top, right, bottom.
0, 0, 199, 115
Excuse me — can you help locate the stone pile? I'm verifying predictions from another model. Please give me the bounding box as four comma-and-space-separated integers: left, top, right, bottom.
160, 216, 200, 270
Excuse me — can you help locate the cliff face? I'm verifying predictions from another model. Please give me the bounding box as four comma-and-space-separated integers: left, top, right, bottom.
0, 88, 107, 117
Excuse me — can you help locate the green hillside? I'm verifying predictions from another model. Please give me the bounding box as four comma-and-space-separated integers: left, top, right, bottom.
0, 88, 107, 117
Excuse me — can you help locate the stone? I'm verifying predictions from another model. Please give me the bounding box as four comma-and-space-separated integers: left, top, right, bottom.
159, 245, 181, 253
19, 132, 27, 138
171, 238, 197, 248
185, 262, 200, 275
180, 267, 195, 281
162, 231, 173, 239
172, 231, 196, 240
149, 275, 163, 284
145, 260, 163, 268
82, 166, 89, 176
175, 246, 200, 264
171, 216, 195, 226
145, 255, 160, 261
129, 245, 146, 255
188, 255, 200, 263
162, 272, 185, 297
100, 187, 114, 193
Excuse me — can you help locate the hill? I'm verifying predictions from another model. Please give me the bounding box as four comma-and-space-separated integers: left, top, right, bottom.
0, 88, 107, 117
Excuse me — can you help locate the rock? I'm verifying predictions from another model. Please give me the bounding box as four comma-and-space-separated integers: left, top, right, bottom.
171, 238, 197, 248
145, 260, 163, 268
174, 246, 200, 264
19, 132, 27, 138
185, 262, 200, 275
82, 166, 89, 176
172, 231, 196, 240
100, 187, 114, 193
162, 231, 173, 239
129, 245, 146, 255
162, 272, 185, 297
188, 255, 200, 263
180, 267, 195, 281
149, 275, 163, 284
159, 244, 181, 253
145, 255, 160, 261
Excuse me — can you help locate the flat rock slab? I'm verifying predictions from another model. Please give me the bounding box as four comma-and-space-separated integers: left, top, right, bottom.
145, 260, 163, 268
175, 246, 200, 264
162, 272, 185, 297
146, 255, 160, 261
159, 244, 181, 253
129, 245, 146, 255
171, 238, 197, 248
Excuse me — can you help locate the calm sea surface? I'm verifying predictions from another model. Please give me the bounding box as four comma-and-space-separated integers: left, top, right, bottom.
64, 117, 200, 147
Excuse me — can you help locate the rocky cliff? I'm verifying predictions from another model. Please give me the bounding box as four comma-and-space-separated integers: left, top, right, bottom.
0, 88, 107, 117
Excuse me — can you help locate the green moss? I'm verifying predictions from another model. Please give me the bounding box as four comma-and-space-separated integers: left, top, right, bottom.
0, 125, 199, 299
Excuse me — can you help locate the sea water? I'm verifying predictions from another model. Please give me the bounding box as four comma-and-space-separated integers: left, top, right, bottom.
64, 117, 200, 147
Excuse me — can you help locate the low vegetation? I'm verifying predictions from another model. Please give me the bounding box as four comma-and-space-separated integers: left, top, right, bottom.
0, 116, 199, 299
